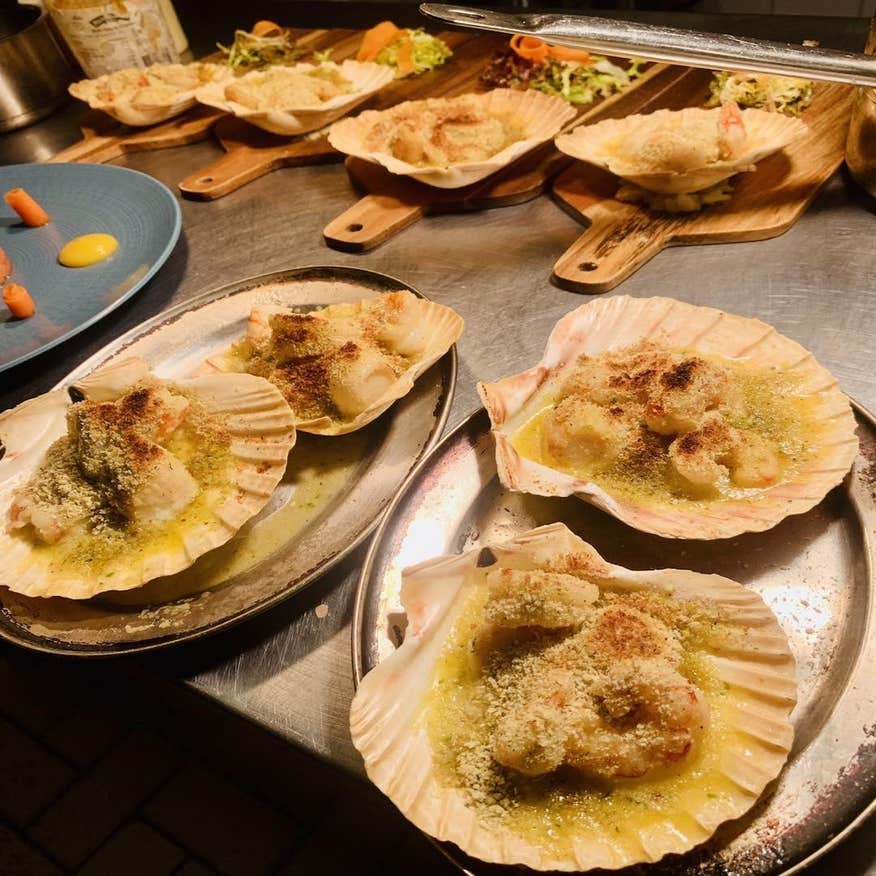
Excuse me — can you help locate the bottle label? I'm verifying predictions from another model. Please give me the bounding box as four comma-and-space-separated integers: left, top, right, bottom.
51, 0, 179, 77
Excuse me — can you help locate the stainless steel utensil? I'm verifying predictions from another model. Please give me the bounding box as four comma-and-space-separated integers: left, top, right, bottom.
420, 4, 876, 87
0, 4, 74, 132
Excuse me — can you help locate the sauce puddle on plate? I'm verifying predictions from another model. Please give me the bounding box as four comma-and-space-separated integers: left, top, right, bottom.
99, 430, 370, 607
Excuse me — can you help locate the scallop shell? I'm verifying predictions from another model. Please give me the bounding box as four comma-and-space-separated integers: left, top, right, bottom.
351, 522, 797, 871
200, 293, 464, 436
328, 88, 577, 189
478, 296, 858, 539
69, 63, 231, 127
194, 61, 395, 136
555, 106, 807, 194
0, 357, 296, 600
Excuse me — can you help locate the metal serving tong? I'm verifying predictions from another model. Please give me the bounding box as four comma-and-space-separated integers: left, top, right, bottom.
420, 4, 876, 87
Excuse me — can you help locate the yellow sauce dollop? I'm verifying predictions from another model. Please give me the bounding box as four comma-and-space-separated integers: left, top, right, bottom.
59, 233, 118, 268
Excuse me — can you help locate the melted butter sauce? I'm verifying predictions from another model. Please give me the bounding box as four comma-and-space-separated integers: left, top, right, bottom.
424, 586, 747, 858
98, 431, 368, 606
58, 234, 118, 268
511, 352, 823, 509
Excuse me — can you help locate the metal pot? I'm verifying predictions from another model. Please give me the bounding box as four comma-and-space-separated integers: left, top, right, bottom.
0, 4, 74, 133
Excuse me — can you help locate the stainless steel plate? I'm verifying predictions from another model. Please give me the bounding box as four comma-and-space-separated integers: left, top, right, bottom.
353, 405, 876, 876
0, 266, 456, 655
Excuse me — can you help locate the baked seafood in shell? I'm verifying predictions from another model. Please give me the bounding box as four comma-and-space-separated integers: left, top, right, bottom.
350, 523, 796, 870
195, 60, 394, 136
328, 89, 576, 188
478, 296, 857, 540
200, 290, 463, 436
69, 63, 231, 127
555, 103, 807, 194
0, 357, 296, 599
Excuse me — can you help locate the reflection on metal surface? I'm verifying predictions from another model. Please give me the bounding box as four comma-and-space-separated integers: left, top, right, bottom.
0, 266, 457, 656
354, 404, 876, 875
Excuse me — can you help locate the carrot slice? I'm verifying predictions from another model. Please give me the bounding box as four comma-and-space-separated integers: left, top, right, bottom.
0, 247, 10, 284
358, 20, 401, 62
548, 45, 591, 63
396, 37, 415, 76
4, 188, 50, 227
251, 20, 283, 37
509, 34, 592, 65
510, 34, 550, 64
3, 283, 35, 319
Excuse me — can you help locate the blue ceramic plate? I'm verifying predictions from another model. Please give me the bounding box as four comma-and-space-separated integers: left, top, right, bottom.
0, 163, 181, 373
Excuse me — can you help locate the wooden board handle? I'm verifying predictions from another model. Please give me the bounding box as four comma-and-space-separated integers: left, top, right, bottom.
178, 147, 279, 200
552, 200, 672, 294
323, 195, 425, 252
179, 135, 339, 200
48, 135, 123, 164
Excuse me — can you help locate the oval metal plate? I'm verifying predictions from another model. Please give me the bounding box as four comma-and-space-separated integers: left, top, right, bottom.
0, 265, 457, 655
353, 405, 876, 876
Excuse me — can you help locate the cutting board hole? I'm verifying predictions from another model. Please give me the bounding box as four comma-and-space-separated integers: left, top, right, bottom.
200, 176, 214, 183
347, 223, 364, 233
579, 261, 598, 272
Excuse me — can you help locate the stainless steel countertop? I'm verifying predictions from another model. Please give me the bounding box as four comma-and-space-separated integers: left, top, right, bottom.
1, 7, 875, 872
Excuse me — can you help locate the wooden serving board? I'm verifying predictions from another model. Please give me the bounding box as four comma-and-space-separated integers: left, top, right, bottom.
48, 105, 225, 165
551, 68, 854, 294
178, 28, 503, 200
323, 61, 694, 252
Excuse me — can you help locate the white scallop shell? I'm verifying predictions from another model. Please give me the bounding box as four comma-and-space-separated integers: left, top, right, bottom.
194, 60, 395, 136
555, 106, 807, 194
69, 63, 232, 127
478, 296, 858, 540
328, 88, 577, 189
200, 294, 464, 436
351, 522, 797, 870
0, 357, 296, 599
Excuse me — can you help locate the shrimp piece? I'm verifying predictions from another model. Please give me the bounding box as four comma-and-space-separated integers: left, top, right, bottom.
565, 661, 709, 779
729, 428, 781, 488
718, 101, 747, 160
542, 397, 634, 468
668, 412, 737, 490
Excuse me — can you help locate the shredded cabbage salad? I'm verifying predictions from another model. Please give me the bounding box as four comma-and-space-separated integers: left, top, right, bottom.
217, 29, 303, 70
706, 71, 813, 115
481, 51, 645, 106
375, 29, 452, 75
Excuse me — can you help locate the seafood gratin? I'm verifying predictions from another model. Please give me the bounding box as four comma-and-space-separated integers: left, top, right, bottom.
0, 358, 296, 599
328, 89, 576, 188
555, 103, 807, 196
480, 296, 857, 539
69, 63, 229, 126
195, 60, 394, 136
351, 524, 796, 870
202, 290, 463, 435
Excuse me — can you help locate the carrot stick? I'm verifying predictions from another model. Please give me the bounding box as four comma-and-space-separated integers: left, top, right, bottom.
358, 21, 401, 62
0, 247, 10, 284
4, 188, 50, 227
548, 45, 591, 63
396, 37, 415, 76
3, 283, 35, 319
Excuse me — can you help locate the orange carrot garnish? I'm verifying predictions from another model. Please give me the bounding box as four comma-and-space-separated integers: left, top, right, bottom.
251, 20, 283, 37
4, 188, 50, 227
396, 37, 415, 76
3, 283, 35, 319
509, 34, 591, 65
0, 247, 11, 284
358, 21, 401, 62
